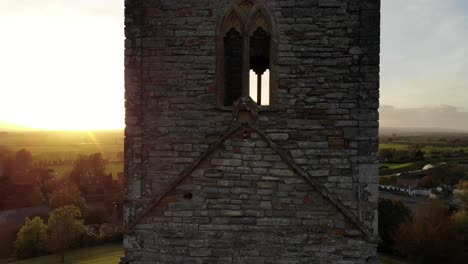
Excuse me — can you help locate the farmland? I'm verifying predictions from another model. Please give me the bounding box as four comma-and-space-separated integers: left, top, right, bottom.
380, 132, 468, 154
379, 132, 468, 175
0, 130, 124, 179
0, 130, 124, 162
2, 130, 468, 178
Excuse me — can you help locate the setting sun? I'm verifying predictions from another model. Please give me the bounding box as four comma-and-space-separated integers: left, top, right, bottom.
0, 1, 124, 130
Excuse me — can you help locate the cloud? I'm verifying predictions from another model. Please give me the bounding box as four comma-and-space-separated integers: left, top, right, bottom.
380, 105, 468, 131
382, 0, 468, 78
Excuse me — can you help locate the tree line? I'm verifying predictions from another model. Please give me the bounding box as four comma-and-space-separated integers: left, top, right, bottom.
379, 180, 468, 263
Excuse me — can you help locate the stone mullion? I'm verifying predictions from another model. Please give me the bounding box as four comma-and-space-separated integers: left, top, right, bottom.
257, 73, 262, 105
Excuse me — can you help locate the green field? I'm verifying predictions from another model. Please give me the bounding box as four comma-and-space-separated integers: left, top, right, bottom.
422, 145, 468, 153
380, 143, 410, 151
380, 143, 468, 154
380, 163, 415, 170
11, 244, 123, 264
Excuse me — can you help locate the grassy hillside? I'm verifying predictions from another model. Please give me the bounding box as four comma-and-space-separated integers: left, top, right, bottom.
11, 244, 123, 264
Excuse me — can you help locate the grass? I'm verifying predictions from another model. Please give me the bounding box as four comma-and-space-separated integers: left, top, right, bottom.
12, 244, 123, 264
380, 163, 415, 170
379, 161, 424, 176
380, 143, 468, 154
380, 144, 410, 150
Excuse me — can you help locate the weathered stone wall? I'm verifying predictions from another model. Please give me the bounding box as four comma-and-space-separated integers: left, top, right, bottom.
124, 0, 380, 263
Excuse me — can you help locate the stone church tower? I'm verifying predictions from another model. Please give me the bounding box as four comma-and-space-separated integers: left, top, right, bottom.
123, 0, 380, 263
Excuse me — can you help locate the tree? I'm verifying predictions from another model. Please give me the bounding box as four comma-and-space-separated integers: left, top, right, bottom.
408, 145, 425, 161
429, 165, 467, 186
69, 155, 86, 184
116, 151, 124, 161
393, 201, 463, 263
453, 209, 468, 233
69, 153, 106, 185
0, 224, 21, 259
15, 149, 33, 172
84, 206, 110, 225
453, 181, 468, 252
50, 182, 85, 213
27, 186, 45, 207
456, 180, 468, 209
412, 149, 425, 161
418, 175, 433, 189
451, 165, 468, 182
14, 217, 47, 259
379, 148, 396, 161
395, 150, 410, 162
87, 153, 105, 177
0, 147, 14, 183
378, 199, 412, 253
47, 205, 86, 263
453, 209, 468, 252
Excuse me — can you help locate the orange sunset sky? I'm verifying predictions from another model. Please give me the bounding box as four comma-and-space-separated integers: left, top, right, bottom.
0, 0, 468, 131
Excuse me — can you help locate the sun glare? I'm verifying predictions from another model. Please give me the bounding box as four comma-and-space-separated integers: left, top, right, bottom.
0, 2, 124, 131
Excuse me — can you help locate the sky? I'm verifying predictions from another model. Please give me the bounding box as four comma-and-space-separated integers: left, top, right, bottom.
381, 0, 468, 131
0, 0, 124, 130
0, 0, 467, 131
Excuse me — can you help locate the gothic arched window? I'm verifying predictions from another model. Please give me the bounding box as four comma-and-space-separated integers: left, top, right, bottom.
217, 1, 275, 107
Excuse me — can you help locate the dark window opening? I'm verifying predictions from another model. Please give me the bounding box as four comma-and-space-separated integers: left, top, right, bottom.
219, 6, 273, 108
224, 28, 243, 106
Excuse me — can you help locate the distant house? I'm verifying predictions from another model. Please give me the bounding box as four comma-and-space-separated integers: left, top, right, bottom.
410, 189, 432, 198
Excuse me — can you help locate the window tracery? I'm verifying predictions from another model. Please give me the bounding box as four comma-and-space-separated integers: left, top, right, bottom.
218, 1, 274, 107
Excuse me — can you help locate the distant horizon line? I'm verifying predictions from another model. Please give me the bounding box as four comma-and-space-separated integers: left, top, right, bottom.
0, 128, 125, 132
0, 121, 124, 132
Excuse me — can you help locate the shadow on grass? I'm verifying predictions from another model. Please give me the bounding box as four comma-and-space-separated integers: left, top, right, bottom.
11, 244, 123, 264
